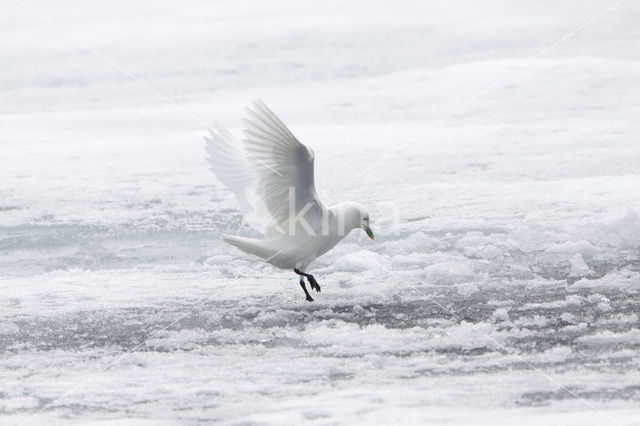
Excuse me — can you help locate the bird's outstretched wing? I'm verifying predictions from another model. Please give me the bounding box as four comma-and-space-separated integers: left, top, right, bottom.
204, 101, 323, 237
242, 100, 324, 237
204, 124, 257, 214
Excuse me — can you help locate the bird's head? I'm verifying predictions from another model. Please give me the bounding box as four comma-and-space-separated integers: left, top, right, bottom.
360, 210, 375, 240
337, 202, 374, 240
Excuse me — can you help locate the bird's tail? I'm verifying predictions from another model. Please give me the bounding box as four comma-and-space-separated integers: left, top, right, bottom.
222, 234, 278, 260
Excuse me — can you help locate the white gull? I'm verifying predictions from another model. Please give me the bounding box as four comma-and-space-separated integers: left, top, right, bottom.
204, 100, 374, 301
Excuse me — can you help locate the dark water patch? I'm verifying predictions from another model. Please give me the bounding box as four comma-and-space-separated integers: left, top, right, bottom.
3, 287, 638, 356
517, 385, 640, 406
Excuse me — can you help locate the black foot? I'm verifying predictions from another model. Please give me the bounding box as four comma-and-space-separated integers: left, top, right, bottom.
299, 279, 314, 302
308, 276, 321, 293
294, 268, 321, 294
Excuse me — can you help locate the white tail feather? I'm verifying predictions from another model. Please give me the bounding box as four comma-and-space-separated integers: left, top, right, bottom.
222, 234, 278, 260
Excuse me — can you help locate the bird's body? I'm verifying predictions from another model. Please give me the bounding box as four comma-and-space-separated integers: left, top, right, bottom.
204, 101, 374, 301
222, 201, 363, 270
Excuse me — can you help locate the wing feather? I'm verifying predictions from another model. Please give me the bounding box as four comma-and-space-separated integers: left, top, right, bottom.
203, 101, 323, 238
203, 124, 256, 216
242, 100, 323, 236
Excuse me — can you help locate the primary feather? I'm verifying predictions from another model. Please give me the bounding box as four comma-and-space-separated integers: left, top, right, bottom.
242, 100, 324, 237
205, 100, 325, 238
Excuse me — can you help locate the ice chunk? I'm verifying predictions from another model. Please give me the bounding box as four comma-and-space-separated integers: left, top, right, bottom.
577, 329, 640, 346
608, 208, 640, 231
335, 250, 386, 272
491, 308, 510, 323
560, 312, 578, 324
572, 268, 640, 291
456, 282, 480, 296
423, 261, 474, 285
603, 208, 640, 248
545, 240, 596, 260
568, 253, 590, 277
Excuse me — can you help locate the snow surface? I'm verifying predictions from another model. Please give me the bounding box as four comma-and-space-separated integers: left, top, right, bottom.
1, 0, 640, 424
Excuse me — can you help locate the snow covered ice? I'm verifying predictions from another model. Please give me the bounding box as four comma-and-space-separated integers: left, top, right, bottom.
1, 0, 640, 424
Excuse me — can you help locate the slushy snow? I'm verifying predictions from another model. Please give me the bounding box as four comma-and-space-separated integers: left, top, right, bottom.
1, 0, 640, 424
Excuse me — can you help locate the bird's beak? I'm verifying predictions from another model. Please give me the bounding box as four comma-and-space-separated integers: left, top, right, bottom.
364, 225, 375, 240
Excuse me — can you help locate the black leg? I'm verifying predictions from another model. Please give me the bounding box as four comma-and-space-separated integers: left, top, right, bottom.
299, 277, 314, 302
294, 268, 321, 293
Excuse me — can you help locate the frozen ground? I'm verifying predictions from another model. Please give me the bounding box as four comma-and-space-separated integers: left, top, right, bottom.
1, 0, 640, 424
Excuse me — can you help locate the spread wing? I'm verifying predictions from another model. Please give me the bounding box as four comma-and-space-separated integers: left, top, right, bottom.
205, 124, 273, 235
204, 101, 324, 238
242, 100, 324, 237
204, 124, 256, 214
